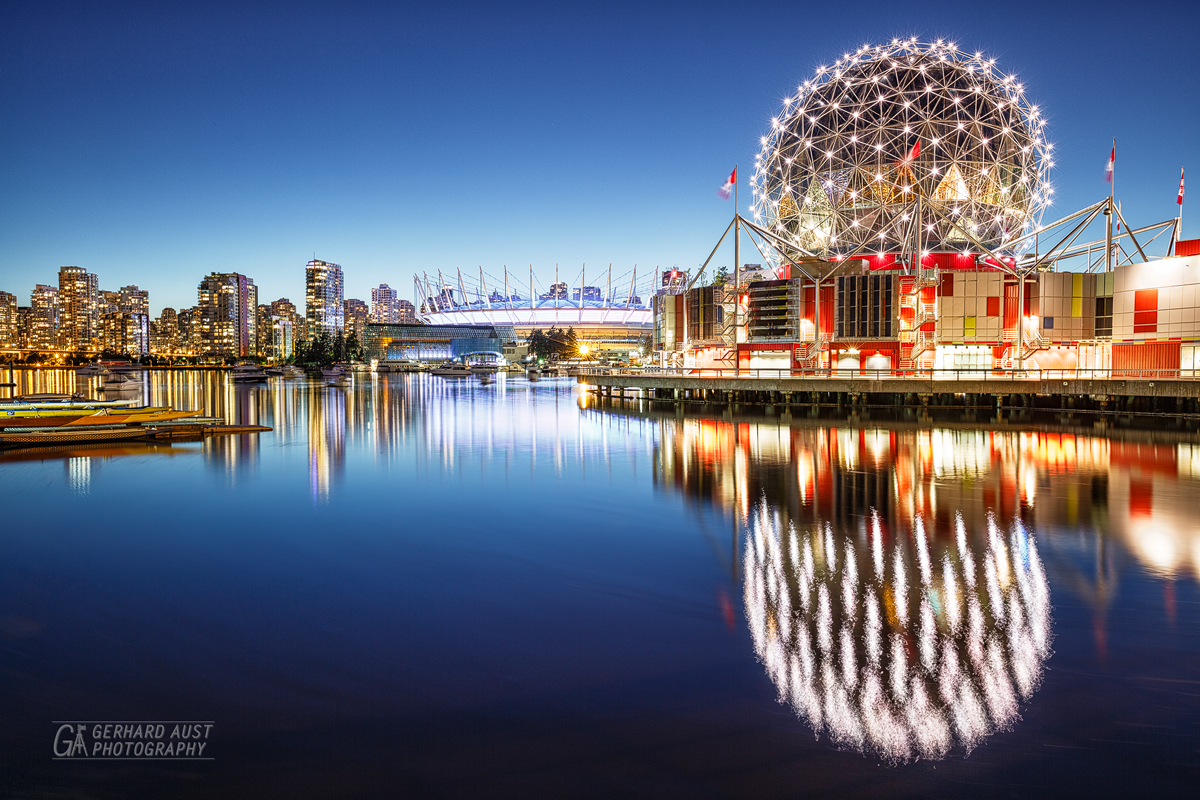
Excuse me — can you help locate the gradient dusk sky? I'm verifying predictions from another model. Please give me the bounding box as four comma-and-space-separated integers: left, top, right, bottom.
2, 0, 1197, 314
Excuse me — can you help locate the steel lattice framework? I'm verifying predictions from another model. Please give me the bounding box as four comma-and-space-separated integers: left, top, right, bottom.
751, 39, 1053, 261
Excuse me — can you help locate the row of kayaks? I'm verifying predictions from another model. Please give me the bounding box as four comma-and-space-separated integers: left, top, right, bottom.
0, 395, 200, 428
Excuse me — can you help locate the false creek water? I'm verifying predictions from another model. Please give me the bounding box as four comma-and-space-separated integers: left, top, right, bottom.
1, 370, 1198, 798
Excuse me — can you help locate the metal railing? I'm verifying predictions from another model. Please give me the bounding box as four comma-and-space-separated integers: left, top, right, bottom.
577, 366, 1200, 382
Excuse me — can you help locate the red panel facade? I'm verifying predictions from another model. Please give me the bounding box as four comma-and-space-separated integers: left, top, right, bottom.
1134, 288, 1159, 333
1175, 238, 1200, 257
1112, 341, 1180, 377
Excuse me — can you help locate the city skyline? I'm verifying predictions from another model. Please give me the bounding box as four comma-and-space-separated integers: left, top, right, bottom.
2, 2, 1197, 314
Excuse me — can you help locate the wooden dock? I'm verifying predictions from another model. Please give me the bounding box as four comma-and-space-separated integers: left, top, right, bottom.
576, 370, 1200, 428
0, 423, 272, 449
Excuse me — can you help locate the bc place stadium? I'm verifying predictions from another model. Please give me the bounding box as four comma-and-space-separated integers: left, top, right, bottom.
412, 265, 655, 353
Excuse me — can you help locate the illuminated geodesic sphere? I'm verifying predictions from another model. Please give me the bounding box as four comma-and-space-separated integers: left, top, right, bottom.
750, 39, 1053, 259
743, 505, 1051, 761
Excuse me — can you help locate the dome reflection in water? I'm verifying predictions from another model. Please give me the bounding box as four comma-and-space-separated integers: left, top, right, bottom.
652, 419, 1056, 762
745, 504, 1050, 760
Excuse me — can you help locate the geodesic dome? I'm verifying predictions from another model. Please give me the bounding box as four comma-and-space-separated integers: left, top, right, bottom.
750, 39, 1053, 260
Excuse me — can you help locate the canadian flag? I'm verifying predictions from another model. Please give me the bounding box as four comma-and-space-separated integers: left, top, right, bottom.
1105, 146, 1115, 183
717, 167, 736, 200
1178, 168, 1185, 206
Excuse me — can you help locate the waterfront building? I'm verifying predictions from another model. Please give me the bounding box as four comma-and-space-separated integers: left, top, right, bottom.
270, 315, 294, 361
397, 299, 416, 324
15, 306, 32, 349
177, 307, 201, 355
100, 311, 150, 356
58, 266, 99, 350
363, 322, 516, 363
371, 284, 400, 323
98, 289, 121, 317
150, 308, 179, 356
305, 259, 344, 337
269, 297, 305, 343
197, 272, 258, 358
30, 284, 61, 351
119, 285, 150, 317
344, 298, 369, 342
0, 291, 16, 347
255, 304, 273, 356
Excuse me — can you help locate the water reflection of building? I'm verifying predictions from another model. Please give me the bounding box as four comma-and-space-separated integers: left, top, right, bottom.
744, 503, 1050, 760
308, 386, 345, 504
648, 415, 1200, 755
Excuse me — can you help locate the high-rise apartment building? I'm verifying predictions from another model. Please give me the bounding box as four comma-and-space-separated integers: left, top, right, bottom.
397, 299, 416, 323
305, 260, 344, 337
269, 297, 306, 344
31, 284, 61, 351
255, 304, 273, 358
197, 273, 258, 358
119, 285, 149, 317
98, 290, 121, 317
344, 298, 369, 342
0, 291, 16, 347
177, 308, 201, 354
371, 284, 399, 323
150, 308, 180, 355
58, 266, 99, 350
100, 312, 149, 356
16, 307, 32, 349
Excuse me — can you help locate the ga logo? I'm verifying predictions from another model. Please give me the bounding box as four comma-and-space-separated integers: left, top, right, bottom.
53, 724, 88, 757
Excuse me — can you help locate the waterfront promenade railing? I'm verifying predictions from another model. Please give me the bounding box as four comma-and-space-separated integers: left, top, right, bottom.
577, 367, 1200, 382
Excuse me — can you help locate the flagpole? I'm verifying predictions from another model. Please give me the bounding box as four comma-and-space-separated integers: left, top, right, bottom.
734, 165, 740, 376
1179, 168, 1185, 246
1109, 138, 1116, 272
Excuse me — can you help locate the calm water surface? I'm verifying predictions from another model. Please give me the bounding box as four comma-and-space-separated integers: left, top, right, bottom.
1, 370, 1198, 798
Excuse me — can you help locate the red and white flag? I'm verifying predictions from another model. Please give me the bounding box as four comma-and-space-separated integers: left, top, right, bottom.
1105, 146, 1115, 183
908, 140, 921, 161
717, 167, 736, 200
1178, 168, 1185, 206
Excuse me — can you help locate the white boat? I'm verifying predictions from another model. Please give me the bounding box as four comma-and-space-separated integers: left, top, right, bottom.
376, 359, 424, 373
320, 367, 346, 380
101, 371, 140, 388
231, 364, 269, 383
75, 363, 104, 376
430, 363, 473, 377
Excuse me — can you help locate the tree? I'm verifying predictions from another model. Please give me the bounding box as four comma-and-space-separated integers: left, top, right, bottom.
527, 327, 579, 361
293, 331, 334, 368
333, 330, 346, 363
345, 330, 364, 362
710, 265, 730, 286
635, 333, 652, 356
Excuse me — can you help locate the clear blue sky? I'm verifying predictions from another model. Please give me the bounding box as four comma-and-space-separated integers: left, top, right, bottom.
2, 0, 1197, 315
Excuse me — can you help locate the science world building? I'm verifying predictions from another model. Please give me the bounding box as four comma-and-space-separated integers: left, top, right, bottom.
655, 38, 1192, 377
